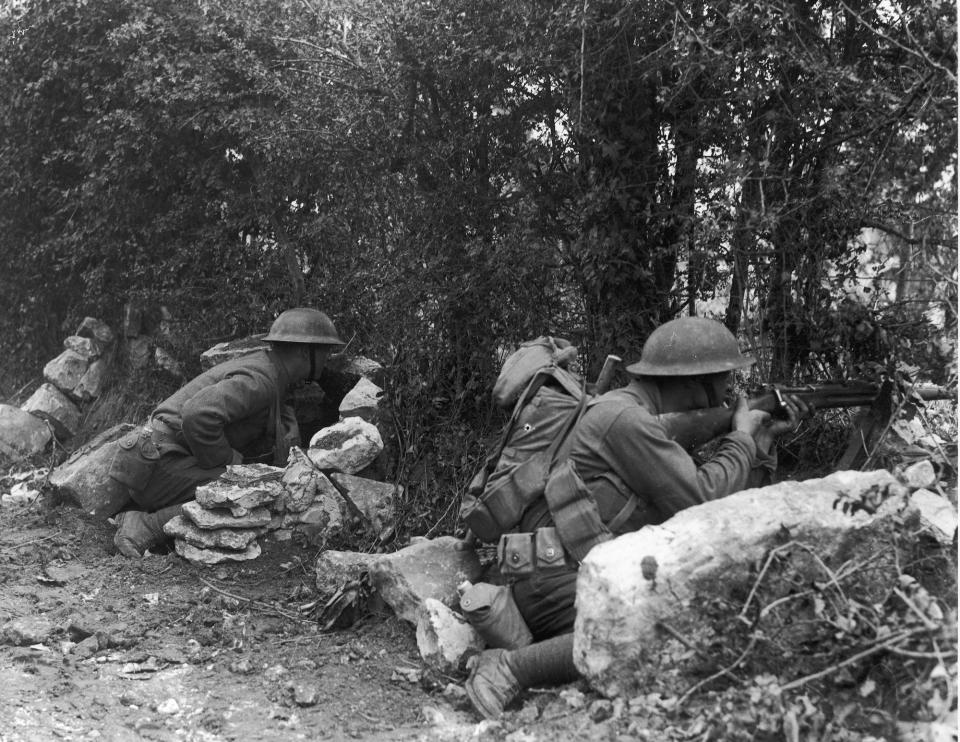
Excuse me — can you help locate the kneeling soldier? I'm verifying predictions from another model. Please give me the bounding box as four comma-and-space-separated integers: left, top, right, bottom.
111, 308, 344, 557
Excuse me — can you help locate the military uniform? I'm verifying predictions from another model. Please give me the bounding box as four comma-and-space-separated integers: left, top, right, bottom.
114, 349, 299, 511
512, 376, 776, 639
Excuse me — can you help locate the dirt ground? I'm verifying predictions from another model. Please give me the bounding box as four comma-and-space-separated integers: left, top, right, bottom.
0, 481, 619, 742
3, 465, 956, 742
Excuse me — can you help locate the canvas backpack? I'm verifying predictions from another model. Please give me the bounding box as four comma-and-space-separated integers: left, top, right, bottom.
460, 337, 591, 543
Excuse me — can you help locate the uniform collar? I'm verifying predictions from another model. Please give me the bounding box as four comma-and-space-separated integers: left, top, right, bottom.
623, 377, 664, 413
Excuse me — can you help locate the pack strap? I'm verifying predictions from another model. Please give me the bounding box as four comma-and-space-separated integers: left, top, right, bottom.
483, 366, 582, 477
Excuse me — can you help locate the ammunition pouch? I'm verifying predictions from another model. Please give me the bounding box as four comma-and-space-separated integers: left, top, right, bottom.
108, 427, 160, 494
461, 450, 554, 543
497, 527, 573, 578
544, 459, 615, 563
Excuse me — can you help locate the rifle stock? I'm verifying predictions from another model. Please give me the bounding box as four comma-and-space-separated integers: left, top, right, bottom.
658, 382, 954, 451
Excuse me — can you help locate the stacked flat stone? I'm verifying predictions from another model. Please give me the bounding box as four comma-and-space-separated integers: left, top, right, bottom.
270, 416, 398, 543
166, 464, 283, 565
1, 317, 115, 460
167, 415, 399, 564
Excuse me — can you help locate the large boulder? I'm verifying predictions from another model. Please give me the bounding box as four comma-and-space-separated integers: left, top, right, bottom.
574, 469, 911, 698
43, 349, 90, 397
315, 550, 380, 596
369, 537, 483, 625
48, 424, 137, 516
21, 383, 82, 441
0, 404, 52, 460
199, 337, 269, 371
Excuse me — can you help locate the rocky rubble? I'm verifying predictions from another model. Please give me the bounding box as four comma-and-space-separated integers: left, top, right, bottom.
1, 317, 116, 459
162, 415, 397, 565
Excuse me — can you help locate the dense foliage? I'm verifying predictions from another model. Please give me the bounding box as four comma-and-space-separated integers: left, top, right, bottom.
0, 0, 955, 504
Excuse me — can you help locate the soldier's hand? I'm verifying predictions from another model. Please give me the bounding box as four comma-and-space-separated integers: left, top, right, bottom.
766, 394, 811, 437
731, 395, 771, 437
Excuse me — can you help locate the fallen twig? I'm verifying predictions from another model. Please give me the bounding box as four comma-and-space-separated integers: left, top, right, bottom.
893, 587, 941, 631
677, 632, 760, 707
779, 627, 928, 692
738, 542, 794, 624
197, 576, 313, 623
0, 532, 63, 555
657, 620, 742, 683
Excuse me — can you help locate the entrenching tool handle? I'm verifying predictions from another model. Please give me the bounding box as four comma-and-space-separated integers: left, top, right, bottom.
595, 355, 622, 395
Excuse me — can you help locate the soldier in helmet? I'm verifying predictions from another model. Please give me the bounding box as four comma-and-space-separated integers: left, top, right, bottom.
465, 316, 812, 718
111, 308, 345, 557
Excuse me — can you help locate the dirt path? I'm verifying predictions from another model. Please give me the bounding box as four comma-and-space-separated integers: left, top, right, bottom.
0, 491, 615, 742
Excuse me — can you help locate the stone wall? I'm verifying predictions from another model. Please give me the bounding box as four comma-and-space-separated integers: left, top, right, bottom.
0, 317, 116, 460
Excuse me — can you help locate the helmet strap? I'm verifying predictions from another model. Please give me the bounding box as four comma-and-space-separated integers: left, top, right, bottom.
695, 375, 722, 408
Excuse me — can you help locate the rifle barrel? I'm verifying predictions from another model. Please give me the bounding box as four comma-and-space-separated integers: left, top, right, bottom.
661, 383, 954, 450
782, 384, 954, 410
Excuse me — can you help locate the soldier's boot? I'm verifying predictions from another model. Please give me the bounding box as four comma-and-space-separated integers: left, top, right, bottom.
465, 633, 578, 719
465, 649, 519, 719
113, 504, 182, 558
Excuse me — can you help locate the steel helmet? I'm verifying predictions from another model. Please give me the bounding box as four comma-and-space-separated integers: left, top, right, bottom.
263, 308, 345, 346
625, 317, 755, 376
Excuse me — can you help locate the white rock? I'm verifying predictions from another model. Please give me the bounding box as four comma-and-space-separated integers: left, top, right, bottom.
63, 335, 101, 360
574, 469, 904, 697
338, 378, 384, 423
898, 460, 938, 491
72, 358, 110, 402
369, 536, 483, 625
279, 447, 320, 513
307, 417, 383, 475
21, 383, 81, 440
43, 350, 89, 394
416, 598, 484, 672
908, 489, 958, 545
0, 404, 52, 459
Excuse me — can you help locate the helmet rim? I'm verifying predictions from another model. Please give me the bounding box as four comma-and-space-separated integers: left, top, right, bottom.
626, 317, 755, 377
263, 308, 345, 347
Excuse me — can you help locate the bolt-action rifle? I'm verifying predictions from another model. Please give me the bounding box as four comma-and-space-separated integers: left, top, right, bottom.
658, 380, 955, 451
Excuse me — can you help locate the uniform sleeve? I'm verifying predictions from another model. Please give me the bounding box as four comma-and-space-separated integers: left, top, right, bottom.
180, 370, 276, 469
274, 402, 301, 465
602, 407, 760, 520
